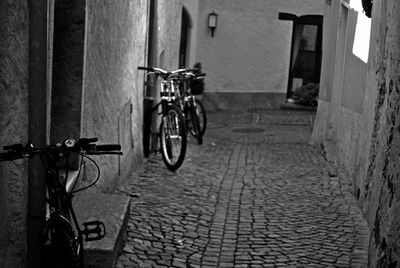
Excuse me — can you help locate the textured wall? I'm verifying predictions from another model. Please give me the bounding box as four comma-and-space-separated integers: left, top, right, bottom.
352, 0, 384, 207
363, 0, 400, 266
0, 1, 29, 267
311, 99, 331, 143
50, 0, 85, 144
196, 0, 324, 94
155, 0, 182, 70
312, 0, 400, 266
312, 1, 367, 148
337, 107, 362, 184
83, 0, 149, 190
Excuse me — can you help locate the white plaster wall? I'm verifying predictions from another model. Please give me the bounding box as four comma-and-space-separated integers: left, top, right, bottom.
82, 0, 183, 190
311, 1, 339, 144
328, 3, 348, 142
196, 0, 324, 93
157, 0, 182, 70
83, 0, 149, 190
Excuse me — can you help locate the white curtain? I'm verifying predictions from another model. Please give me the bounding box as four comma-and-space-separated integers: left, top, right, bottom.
291, 24, 304, 71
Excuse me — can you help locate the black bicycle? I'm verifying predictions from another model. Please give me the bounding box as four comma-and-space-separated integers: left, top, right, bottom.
175, 69, 207, 145
0, 138, 122, 268
139, 66, 187, 171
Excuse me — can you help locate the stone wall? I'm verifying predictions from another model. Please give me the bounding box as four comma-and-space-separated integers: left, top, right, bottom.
363, 0, 400, 266
0, 1, 29, 267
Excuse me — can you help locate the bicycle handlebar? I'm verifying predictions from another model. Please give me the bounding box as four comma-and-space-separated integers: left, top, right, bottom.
0, 138, 123, 161
138, 66, 169, 75
78, 137, 98, 145
3, 143, 24, 151
138, 66, 205, 79
0, 151, 24, 161
86, 151, 123, 155
95, 144, 121, 151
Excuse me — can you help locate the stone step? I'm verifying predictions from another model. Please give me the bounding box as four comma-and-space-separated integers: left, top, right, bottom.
73, 190, 130, 268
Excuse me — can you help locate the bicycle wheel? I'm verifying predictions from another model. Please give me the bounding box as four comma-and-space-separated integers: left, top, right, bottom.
43, 215, 82, 268
187, 102, 203, 145
159, 104, 187, 171
195, 99, 207, 136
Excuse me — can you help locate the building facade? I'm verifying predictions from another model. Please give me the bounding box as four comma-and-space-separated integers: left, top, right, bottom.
189, 0, 324, 110
0, 0, 183, 267
312, 0, 400, 266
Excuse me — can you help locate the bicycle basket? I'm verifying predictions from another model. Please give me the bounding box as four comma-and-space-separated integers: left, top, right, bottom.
190, 79, 204, 95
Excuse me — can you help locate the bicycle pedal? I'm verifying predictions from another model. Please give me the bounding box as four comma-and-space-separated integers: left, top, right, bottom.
81, 220, 106, 241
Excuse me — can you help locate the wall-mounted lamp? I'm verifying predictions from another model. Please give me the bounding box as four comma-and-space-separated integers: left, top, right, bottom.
208, 11, 218, 37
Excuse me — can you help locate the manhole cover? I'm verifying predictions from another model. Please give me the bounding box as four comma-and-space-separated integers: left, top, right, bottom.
231, 127, 265, 133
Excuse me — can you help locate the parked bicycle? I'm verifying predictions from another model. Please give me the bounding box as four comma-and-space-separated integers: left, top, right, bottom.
174, 69, 207, 145
138, 66, 187, 171
0, 138, 122, 268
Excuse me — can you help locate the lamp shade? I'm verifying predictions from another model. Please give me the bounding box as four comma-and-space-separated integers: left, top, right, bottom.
208, 11, 217, 28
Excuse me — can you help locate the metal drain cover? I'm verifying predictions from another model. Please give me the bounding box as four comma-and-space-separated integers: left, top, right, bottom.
231, 127, 265, 133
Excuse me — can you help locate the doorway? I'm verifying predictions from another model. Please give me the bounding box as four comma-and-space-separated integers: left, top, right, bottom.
179, 7, 192, 68
280, 14, 323, 100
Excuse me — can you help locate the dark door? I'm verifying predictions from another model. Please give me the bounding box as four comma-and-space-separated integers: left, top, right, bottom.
278, 14, 323, 100
288, 21, 323, 98
179, 8, 191, 68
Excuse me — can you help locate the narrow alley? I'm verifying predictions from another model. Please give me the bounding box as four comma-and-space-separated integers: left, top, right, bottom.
116, 110, 369, 268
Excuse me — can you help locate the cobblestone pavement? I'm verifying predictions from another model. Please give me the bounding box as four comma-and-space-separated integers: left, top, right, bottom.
116, 110, 370, 268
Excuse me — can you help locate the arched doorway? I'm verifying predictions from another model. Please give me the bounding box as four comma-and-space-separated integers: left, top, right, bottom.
179, 7, 192, 68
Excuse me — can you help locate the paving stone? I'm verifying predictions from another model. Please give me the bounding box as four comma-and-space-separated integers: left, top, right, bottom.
114, 110, 370, 267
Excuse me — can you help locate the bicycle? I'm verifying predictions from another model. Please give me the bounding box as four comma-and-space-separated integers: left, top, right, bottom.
0, 138, 122, 268
139, 66, 187, 171
174, 69, 207, 145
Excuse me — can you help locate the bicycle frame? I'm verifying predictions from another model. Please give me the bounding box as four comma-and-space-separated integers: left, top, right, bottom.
0, 139, 121, 268
52, 163, 82, 262
42, 149, 99, 268
138, 66, 189, 171
173, 75, 200, 125
149, 76, 180, 115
